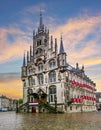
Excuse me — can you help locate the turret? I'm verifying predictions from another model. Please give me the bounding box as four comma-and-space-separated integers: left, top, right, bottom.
30, 45, 33, 62
27, 51, 30, 64
51, 35, 53, 51
76, 63, 79, 70
33, 30, 35, 37
38, 9, 44, 33
82, 65, 84, 72
21, 52, 27, 80
32, 10, 49, 63
81, 65, 85, 77
55, 38, 57, 55
22, 52, 26, 67
58, 36, 67, 67
59, 36, 65, 54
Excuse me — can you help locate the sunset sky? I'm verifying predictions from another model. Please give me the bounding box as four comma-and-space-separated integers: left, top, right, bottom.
0, 0, 101, 99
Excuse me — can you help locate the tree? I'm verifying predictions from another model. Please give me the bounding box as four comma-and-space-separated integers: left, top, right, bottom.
18, 99, 23, 104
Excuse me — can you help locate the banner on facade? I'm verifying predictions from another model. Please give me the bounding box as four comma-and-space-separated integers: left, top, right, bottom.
28, 102, 39, 106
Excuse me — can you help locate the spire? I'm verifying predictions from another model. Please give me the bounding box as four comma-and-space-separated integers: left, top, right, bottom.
38, 8, 44, 32
59, 35, 65, 53
51, 36, 53, 51
33, 30, 35, 36
82, 65, 84, 72
23, 52, 26, 67
76, 63, 79, 69
30, 45, 32, 61
27, 51, 29, 63
33, 39, 35, 59
30, 46, 32, 56
55, 38, 57, 54
39, 8, 43, 28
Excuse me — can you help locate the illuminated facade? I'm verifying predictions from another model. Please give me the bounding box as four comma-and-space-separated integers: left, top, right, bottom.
21, 11, 96, 113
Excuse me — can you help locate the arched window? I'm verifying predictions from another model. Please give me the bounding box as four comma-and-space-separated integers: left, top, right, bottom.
38, 74, 43, 85
49, 59, 55, 69
28, 67, 33, 75
37, 39, 42, 46
38, 63, 43, 72
49, 86, 56, 103
28, 77, 31, 87
32, 78, 35, 85
36, 48, 43, 55
49, 71, 56, 82
28, 77, 35, 87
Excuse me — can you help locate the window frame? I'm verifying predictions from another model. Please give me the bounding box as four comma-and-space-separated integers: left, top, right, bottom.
49, 71, 56, 83
38, 63, 43, 72
49, 59, 56, 69
49, 86, 56, 103
38, 74, 44, 85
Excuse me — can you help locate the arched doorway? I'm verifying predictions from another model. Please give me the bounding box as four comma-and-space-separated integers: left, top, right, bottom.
49, 85, 56, 103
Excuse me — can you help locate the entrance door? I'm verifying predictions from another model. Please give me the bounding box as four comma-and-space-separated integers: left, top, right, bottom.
32, 107, 36, 113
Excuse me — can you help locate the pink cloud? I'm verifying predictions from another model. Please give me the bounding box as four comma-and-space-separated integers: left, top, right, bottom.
0, 11, 101, 96
51, 14, 101, 66
50, 14, 101, 92
0, 27, 30, 63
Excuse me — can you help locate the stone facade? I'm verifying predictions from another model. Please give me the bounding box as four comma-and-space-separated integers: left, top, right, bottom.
0, 95, 16, 111
21, 11, 96, 113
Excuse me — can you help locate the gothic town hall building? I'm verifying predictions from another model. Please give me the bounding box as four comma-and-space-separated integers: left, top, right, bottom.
21, 12, 96, 113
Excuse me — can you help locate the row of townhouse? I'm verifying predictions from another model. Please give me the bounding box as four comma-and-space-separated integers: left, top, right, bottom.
0, 95, 17, 111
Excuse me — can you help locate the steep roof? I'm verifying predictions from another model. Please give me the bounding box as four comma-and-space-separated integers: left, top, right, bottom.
59, 36, 65, 53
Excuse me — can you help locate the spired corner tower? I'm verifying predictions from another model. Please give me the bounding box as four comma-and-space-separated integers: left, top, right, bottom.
21, 11, 96, 113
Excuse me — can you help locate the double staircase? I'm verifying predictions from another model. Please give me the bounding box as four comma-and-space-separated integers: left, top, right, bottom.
43, 103, 64, 113
17, 88, 64, 113
16, 102, 28, 113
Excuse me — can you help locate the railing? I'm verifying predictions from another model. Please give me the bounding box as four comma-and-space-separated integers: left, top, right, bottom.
43, 103, 64, 113
17, 102, 28, 112
33, 92, 64, 113
43, 103, 57, 113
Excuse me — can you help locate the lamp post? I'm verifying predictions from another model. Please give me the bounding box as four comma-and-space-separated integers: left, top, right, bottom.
55, 96, 57, 113
16, 100, 19, 113
27, 94, 30, 113
46, 86, 48, 103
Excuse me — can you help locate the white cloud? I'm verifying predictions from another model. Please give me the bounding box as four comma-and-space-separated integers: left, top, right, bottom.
50, 14, 101, 66
0, 8, 101, 96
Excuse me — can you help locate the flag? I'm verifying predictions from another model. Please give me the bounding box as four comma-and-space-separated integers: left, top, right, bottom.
28, 102, 39, 106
